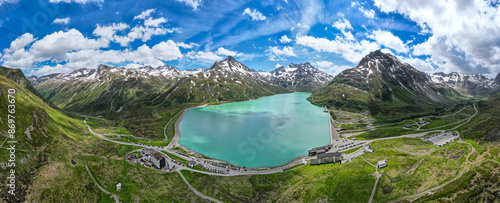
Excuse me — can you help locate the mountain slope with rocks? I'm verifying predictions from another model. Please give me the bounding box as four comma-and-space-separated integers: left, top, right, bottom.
34, 64, 184, 115
428, 72, 500, 98
151, 56, 289, 105
33, 56, 288, 115
310, 50, 466, 119
259, 62, 333, 92
258, 62, 334, 92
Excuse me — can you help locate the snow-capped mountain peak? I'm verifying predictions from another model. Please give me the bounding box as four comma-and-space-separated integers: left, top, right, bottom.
209, 56, 253, 76
428, 72, 499, 98
259, 62, 334, 92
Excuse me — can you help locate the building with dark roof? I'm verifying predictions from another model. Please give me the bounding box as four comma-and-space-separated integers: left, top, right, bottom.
188, 161, 196, 168
308, 144, 333, 156
151, 152, 166, 169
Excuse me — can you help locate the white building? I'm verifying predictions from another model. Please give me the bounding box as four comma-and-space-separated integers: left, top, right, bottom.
377, 158, 387, 168
116, 183, 121, 191
364, 145, 374, 153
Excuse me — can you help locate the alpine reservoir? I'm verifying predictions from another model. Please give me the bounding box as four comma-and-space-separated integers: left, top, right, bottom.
179, 92, 330, 168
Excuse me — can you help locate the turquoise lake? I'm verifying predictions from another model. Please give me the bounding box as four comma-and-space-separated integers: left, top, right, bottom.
179, 92, 330, 168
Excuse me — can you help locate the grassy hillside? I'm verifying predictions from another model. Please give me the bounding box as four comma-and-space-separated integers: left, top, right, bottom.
309, 83, 371, 112
179, 138, 471, 202
456, 93, 500, 142
0, 66, 58, 109
310, 51, 468, 121
0, 72, 203, 202
36, 72, 174, 116
151, 76, 288, 106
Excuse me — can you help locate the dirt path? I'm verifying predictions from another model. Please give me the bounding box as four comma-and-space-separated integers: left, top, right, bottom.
85, 164, 119, 203
275, 179, 305, 202
389, 133, 475, 202
361, 156, 380, 203
177, 171, 223, 203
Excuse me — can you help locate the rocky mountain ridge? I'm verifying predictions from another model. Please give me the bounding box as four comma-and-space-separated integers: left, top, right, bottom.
428, 72, 500, 98
258, 62, 334, 92
310, 50, 465, 118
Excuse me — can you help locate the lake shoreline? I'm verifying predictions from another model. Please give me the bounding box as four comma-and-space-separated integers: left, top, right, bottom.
170, 92, 328, 169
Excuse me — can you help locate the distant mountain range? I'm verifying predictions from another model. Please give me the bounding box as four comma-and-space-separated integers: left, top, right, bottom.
26, 51, 500, 120
258, 62, 334, 92
150, 56, 289, 106
428, 72, 500, 98
30, 56, 288, 115
310, 50, 466, 119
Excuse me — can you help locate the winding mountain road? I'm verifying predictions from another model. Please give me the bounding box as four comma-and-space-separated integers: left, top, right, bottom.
83, 102, 478, 203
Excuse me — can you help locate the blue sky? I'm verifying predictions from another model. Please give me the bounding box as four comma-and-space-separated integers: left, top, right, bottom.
1, 0, 500, 78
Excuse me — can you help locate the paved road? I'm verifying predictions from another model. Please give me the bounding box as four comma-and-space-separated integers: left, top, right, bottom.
84, 103, 479, 203
389, 103, 479, 202
326, 107, 340, 143
85, 117, 304, 176
85, 165, 119, 203
163, 110, 183, 141
451, 103, 477, 130
369, 174, 380, 203
330, 114, 340, 143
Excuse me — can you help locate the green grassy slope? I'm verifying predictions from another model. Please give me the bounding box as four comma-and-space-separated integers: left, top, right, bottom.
152, 76, 288, 106
35, 71, 174, 116
310, 51, 468, 121
0, 66, 58, 109
456, 93, 500, 142
180, 138, 470, 202
0, 70, 202, 202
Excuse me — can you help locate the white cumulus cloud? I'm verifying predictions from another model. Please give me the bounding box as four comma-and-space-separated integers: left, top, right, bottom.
367, 30, 408, 53
279, 35, 292, 44
215, 47, 243, 57
243, 8, 267, 21
332, 18, 353, 31
144, 17, 167, 27
359, 7, 375, 19
4, 33, 36, 53
175, 0, 203, 11
186, 50, 222, 61
93, 14, 179, 47
0, 29, 184, 75
373, 0, 500, 75
176, 42, 199, 49
313, 61, 351, 76
53, 17, 70, 25
134, 9, 156, 20
296, 35, 379, 63
266, 46, 295, 61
